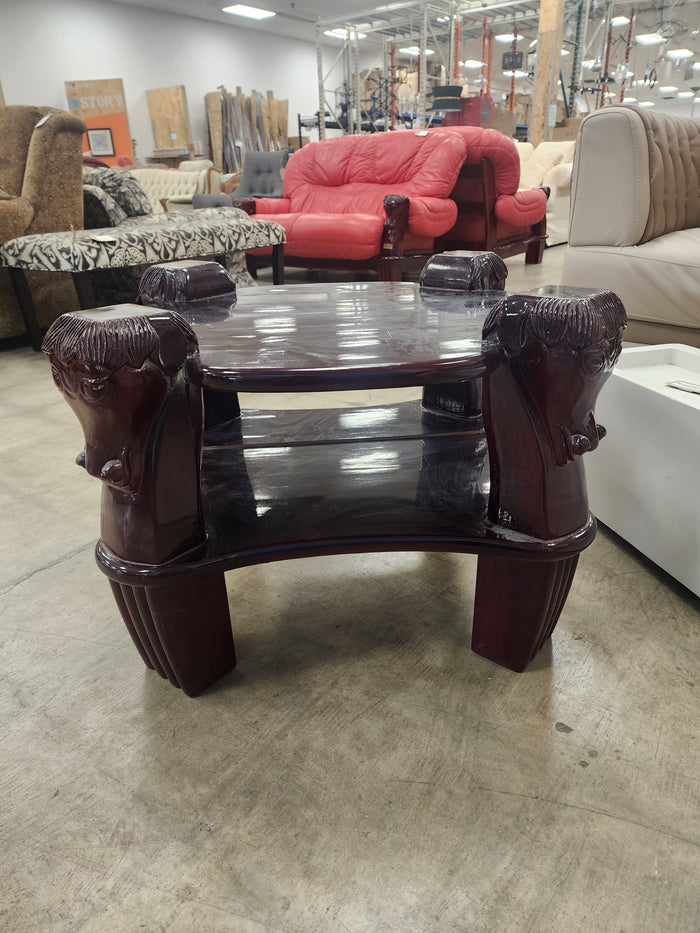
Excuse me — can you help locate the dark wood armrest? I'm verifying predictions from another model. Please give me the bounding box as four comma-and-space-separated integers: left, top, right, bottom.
231, 197, 256, 215
381, 194, 410, 257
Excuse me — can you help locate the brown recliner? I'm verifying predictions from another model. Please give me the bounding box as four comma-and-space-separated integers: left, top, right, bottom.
0, 106, 86, 341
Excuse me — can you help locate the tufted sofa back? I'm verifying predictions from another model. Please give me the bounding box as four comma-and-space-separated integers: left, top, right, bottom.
128, 166, 217, 212
283, 130, 467, 215
637, 107, 700, 242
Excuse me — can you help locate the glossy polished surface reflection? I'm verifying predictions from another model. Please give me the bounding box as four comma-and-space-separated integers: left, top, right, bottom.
188, 282, 507, 391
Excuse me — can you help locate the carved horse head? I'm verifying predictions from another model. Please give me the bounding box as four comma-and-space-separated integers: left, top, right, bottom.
483, 290, 626, 468
43, 307, 198, 493
481, 289, 626, 539
43, 306, 203, 563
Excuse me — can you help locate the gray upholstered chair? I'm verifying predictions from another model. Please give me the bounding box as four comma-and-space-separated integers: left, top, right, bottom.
192, 193, 234, 209
234, 151, 285, 198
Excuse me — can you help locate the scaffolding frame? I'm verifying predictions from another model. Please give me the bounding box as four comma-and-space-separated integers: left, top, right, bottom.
311, 0, 568, 136
306, 0, 664, 139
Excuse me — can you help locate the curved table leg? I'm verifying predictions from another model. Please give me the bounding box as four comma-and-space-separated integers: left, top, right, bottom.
112, 575, 235, 697
472, 554, 578, 671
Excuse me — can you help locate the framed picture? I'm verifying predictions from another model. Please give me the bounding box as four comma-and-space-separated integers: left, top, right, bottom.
87, 127, 115, 157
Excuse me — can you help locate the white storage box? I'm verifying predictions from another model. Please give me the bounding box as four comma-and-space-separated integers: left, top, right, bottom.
586, 344, 700, 596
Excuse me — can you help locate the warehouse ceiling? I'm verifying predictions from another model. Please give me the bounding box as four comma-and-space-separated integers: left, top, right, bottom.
113, 0, 700, 49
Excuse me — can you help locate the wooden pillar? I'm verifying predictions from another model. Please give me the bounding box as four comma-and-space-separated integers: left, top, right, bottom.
531, 0, 564, 146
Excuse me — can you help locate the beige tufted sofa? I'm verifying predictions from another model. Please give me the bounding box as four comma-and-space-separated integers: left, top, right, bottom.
127, 160, 221, 213
561, 105, 700, 347
516, 139, 575, 246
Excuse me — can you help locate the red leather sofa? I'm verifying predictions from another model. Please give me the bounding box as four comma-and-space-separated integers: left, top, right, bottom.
236, 129, 467, 280
237, 127, 548, 280
431, 126, 549, 264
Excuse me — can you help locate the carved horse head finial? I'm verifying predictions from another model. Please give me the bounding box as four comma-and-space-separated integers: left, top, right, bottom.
43, 307, 198, 495
483, 290, 626, 468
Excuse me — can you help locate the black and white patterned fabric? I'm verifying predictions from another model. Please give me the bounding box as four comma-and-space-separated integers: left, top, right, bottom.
0, 208, 286, 287
83, 183, 128, 228
82, 166, 152, 218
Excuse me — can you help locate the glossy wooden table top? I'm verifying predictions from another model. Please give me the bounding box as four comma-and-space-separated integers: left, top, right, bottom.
183, 281, 508, 392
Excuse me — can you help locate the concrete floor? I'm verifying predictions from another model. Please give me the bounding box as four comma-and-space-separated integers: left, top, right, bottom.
1, 247, 698, 932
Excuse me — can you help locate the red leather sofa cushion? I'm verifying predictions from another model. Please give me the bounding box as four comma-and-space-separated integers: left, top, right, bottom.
253, 212, 386, 260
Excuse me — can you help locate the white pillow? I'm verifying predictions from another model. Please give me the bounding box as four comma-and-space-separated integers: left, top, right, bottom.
520, 146, 563, 188
543, 161, 573, 188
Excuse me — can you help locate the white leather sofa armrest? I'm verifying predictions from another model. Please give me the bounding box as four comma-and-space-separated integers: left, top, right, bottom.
568, 107, 650, 247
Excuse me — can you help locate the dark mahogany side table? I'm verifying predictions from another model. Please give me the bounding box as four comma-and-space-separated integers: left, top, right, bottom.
43, 254, 626, 696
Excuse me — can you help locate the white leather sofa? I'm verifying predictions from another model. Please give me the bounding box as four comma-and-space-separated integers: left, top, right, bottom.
516, 139, 575, 246
127, 160, 221, 213
561, 105, 700, 348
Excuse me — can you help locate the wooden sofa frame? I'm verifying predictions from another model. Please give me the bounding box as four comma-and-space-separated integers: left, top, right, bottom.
436, 159, 549, 265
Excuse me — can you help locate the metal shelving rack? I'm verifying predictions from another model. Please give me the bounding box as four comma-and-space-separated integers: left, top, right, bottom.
305, 0, 667, 141
310, 1, 545, 138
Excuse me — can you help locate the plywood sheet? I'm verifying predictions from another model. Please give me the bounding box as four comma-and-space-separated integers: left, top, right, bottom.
206, 91, 223, 167
146, 85, 193, 153
207, 85, 289, 171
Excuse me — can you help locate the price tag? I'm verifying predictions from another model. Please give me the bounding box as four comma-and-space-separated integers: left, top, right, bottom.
667, 380, 700, 395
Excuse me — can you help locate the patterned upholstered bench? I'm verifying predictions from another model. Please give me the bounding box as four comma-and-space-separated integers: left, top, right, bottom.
0, 207, 286, 349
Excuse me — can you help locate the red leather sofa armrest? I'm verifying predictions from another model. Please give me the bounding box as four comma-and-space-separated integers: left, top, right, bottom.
253, 197, 292, 214
494, 187, 548, 227
407, 195, 459, 237
231, 196, 293, 216
231, 197, 256, 215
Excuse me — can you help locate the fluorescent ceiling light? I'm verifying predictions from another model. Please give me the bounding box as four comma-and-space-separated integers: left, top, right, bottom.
659, 85, 678, 93
611, 16, 630, 26
635, 33, 664, 45
559, 48, 570, 56
399, 46, 434, 55
694, 62, 700, 71
623, 96, 637, 102
462, 59, 484, 69
495, 33, 523, 43
582, 59, 596, 68
222, 4, 275, 19
638, 101, 655, 107
677, 90, 694, 98
666, 48, 693, 59
324, 28, 366, 40
503, 70, 527, 78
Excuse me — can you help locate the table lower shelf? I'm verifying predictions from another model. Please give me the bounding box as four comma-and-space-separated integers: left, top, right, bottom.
96, 403, 596, 585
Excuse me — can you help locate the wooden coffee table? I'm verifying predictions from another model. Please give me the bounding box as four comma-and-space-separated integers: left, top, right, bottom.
42, 255, 626, 696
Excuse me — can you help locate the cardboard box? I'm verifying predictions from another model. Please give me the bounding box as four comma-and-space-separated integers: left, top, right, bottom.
489, 106, 517, 137
551, 116, 584, 140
